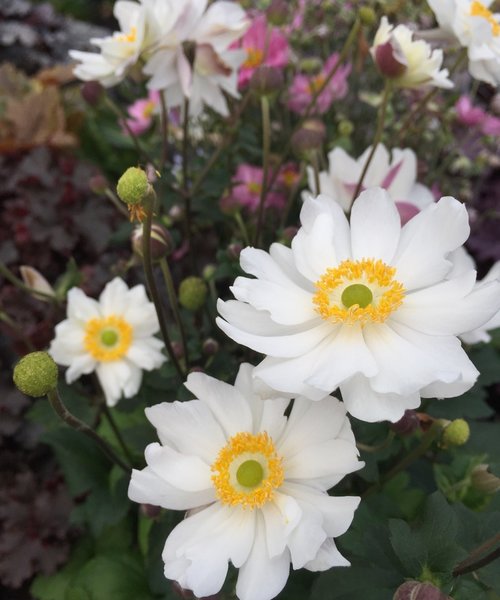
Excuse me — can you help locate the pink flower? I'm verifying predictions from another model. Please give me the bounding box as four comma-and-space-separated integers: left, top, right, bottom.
287, 53, 351, 115
455, 95, 500, 136
123, 90, 160, 136
235, 14, 289, 87
221, 164, 286, 214
277, 162, 300, 190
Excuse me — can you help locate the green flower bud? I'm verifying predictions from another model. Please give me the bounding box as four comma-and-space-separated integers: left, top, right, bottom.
203, 264, 217, 281
13, 351, 58, 397
359, 6, 376, 27
441, 419, 470, 447
116, 167, 150, 207
178, 277, 208, 312
338, 119, 354, 137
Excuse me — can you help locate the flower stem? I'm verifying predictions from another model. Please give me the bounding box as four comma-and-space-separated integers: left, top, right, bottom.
101, 401, 135, 467
453, 532, 500, 577
352, 81, 392, 202
159, 91, 170, 172
159, 257, 189, 368
253, 95, 272, 247
311, 150, 322, 195
47, 388, 131, 474
181, 99, 193, 261
0, 262, 59, 304
141, 198, 186, 380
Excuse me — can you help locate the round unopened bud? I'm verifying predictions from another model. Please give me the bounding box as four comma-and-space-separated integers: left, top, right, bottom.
178, 277, 208, 312
267, 0, 288, 26
202, 338, 219, 356
131, 223, 173, 261
441, 418, 470, 447
169, 204, 185, 223
393, 581, 450, 600
203, 264, 216, 281
359, 6, 376, 27
89, 174, 108, 195
80, 81, 104, 106
250, 66, 284, 97
116, 167, 150, 206
373, 39, 408, 79
298, 57, 323, 74
471, 464, 500, 495
140, 503, 161, 519
338, 119, 354, 137
391, 410, 420, 436
291, 119, 326, 156
227, 243, 242, 261
13, 352, 58, 397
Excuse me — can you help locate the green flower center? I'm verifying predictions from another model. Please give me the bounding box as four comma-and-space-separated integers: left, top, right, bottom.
236, 459, 264, 488
341, 283, 373, 309
101, 329, 119, 347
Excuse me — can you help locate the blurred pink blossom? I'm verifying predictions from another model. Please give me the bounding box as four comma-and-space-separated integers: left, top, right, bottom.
455, 95, 500, 136
288, 53, 351, 115
123, 90, 160, 136
235, 14, 289, 87
221, 164, 286, 214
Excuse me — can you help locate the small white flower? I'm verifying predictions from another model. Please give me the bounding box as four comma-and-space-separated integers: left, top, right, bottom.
427, 0, 500, 86
303, 144, 435, 214
217, 188, 500, 423
49, 278, 165, 406
144, 0, 249, 116
371, 17, 453, 89
128, 364, 362, 600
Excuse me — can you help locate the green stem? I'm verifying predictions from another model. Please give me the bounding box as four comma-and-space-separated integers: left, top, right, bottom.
311, 150, 321, 195
101, 402, 135, 466
159, 257, 189, 369
181, 99, 193, 260
0, 310, 36, 352
47, 388, 131, 474
357, 431, 395, 453
234, 211, 250, 246
105, 189, 129, 217
253, 95, 272, 247
352, 81, 392, 202
0, 262, 59, 304
362, 423, 442, 498
141, 199, 186, 380
159, 91, 169, 172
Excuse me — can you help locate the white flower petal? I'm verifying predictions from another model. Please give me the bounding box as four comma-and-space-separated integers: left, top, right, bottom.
261, 493, 302, 558
127, 338, 166, 370
99, 277, 130, 316
49, 320, 85, 364
340, 375, 421, 423
65, 353, 97, 383
392, 196, 470, 289
67, 287, 101, 322
96, 361, 131, 406
184, 372, 253, 437
350, 187, 401, 263
145, 400, 226, 463
145, 443, 212, 492
305, 538, 350, 571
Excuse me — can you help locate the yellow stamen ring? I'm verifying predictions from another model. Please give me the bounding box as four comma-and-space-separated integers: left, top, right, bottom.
244, 47, 264, 69
211, 432, 284, 509
313, 258, 405, 325
470, 1, 500, 36
83, 315, 133, 361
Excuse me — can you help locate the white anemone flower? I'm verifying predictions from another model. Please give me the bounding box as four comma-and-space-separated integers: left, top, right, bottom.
69, 0, 163, 86
49, 278, 165, 406
427, 0, 500, 86
303, 144, 435, 214
144, 0, 249, 117
371, 17, 453, 89
217, 188, 500, 423
128, 364, 362, 600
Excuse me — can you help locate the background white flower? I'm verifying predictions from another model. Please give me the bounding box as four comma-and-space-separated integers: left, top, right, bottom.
217, 188, 500, 423
144, 0, 249, 116
303, 144, 435, 214
128, 364, 362, 600
371, 17, 452, 89
49, 277, 165, 406
427, 0, 500, 86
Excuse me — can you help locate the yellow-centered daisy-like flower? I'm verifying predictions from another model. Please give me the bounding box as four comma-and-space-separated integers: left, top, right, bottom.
129, 364, 363, 600
49, 278, 165, 406
218, 187, 500, 423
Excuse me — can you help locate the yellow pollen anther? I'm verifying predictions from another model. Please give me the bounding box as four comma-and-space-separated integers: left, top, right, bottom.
309, 74, 326, 94
83, 315, 133, 361
470, 1, 500, 36
244, 47, 264, 69
313, 258, 405, 325
211, 432, 284, 509
117, 26, 138, 43
247, 181, 262, 195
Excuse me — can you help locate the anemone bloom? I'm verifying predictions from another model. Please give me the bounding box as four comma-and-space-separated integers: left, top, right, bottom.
217, 188, 500, 423
49, 278, 165, 406
128, 364, 362, 600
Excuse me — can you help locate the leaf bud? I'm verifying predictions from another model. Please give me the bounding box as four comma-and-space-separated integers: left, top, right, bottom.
359, 6, 377, 27
13, 352, 58, 397
131, 223, 173, 261
202, 338, 219, 356
178, 277, 208, 312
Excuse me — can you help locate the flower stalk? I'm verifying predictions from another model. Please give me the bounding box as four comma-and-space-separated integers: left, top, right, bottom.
253, 95, 272, 247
